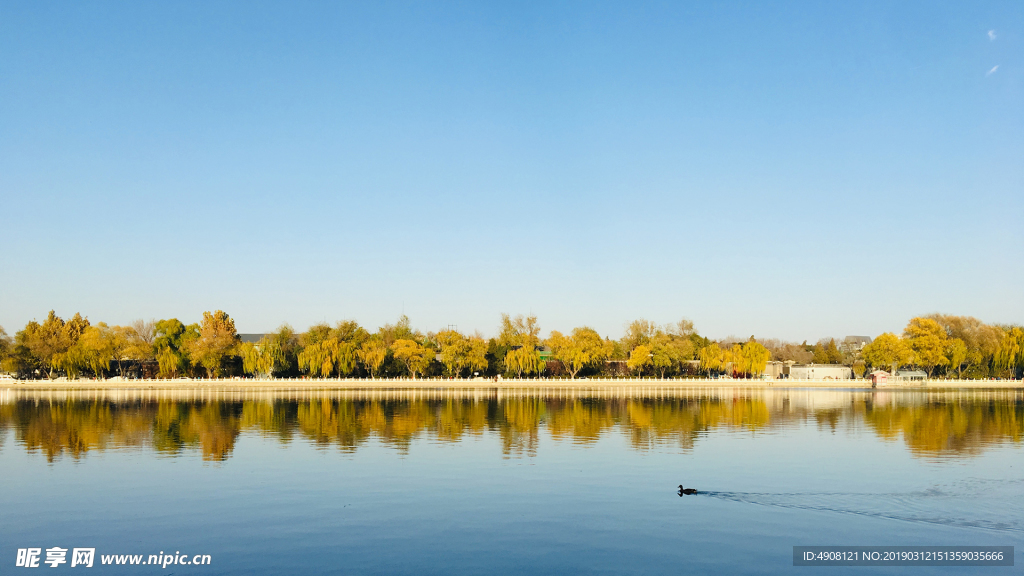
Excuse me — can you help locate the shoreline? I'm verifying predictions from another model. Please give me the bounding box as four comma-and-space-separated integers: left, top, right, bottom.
3, 377, 1021, 390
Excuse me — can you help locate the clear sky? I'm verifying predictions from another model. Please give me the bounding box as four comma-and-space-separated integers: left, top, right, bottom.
1, 1, 1021, 342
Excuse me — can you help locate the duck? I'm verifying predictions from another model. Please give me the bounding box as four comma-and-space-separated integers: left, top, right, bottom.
677, 485, 698, 495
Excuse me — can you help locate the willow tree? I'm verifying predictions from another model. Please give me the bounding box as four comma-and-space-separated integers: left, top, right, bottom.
698, 343, 724, 376
77, 324, 116, 378
504, 345, 544, 378
0, 326, 10, 367
497, 314, 542, 376
298, 340, 338, 378
297, 321, 364, 378
734, 341, 770, 377
52, 346, 88, 379
240, 336, 285, 379
547, 327, 607, 379
994, 327, 1024, 377
358, 338, 389, 378
154, 318, 199, 378
435, 330, 467, 377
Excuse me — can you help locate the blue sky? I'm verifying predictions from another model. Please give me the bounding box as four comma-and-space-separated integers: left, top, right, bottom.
1, 1, 1021, 341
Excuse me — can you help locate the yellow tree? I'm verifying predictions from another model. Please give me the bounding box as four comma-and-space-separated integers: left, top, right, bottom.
994, 327, 1024, 377
904, 317, 948, 376
698, 343, 724, 375
653, 333, 696, 378
186, 310, 239, 378
734, 341, 770, 377
467, 336, 489, 375
497, 314, 542, 376
157, 346, 183, 378
358, 338, 389, 378
436, 330, 470, 377
926, 314, 1002, 373
622, 319, 658, 351
298, 340, 338, 378
547, 327, 607, 378
52, 345, 88, 379
627, 345, 653, 376
648, 334, 677, 378
22, 311, 90, 379
945, 338, 968, 378
240, 336, 284, 379
505, 345, 544, 378
77, 324, 115, 378
391, 339, 428, 378
0, 326, 10, 371
297, 321, 365, 378
108, 325, 141, 378
862, 332, 912, 373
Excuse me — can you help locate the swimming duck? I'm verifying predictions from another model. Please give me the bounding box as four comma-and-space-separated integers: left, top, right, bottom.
677, 485, 698, 495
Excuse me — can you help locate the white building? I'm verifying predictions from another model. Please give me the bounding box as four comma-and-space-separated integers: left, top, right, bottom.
788, 364, 854, 380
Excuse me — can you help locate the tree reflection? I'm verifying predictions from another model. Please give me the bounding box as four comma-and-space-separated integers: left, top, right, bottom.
1, 391, 1019, 461
863, 400, 1023, 457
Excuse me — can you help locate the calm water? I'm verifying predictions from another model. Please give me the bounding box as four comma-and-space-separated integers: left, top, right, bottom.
1, 387, 1022, 575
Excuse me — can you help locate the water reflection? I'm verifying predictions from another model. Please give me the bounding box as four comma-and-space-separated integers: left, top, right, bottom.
1, 388, 1020, 462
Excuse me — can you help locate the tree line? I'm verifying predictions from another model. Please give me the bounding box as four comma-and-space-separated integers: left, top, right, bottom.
0, 311, 1021, 380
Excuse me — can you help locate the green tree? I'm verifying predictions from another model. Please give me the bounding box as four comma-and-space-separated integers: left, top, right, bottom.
657, 332, 696, 377
154, 318, 199, 378
825, 339, 843, 364
811, 343, 829, 364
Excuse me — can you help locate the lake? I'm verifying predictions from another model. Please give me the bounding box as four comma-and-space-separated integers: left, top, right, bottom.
1, 386, 1021, 574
